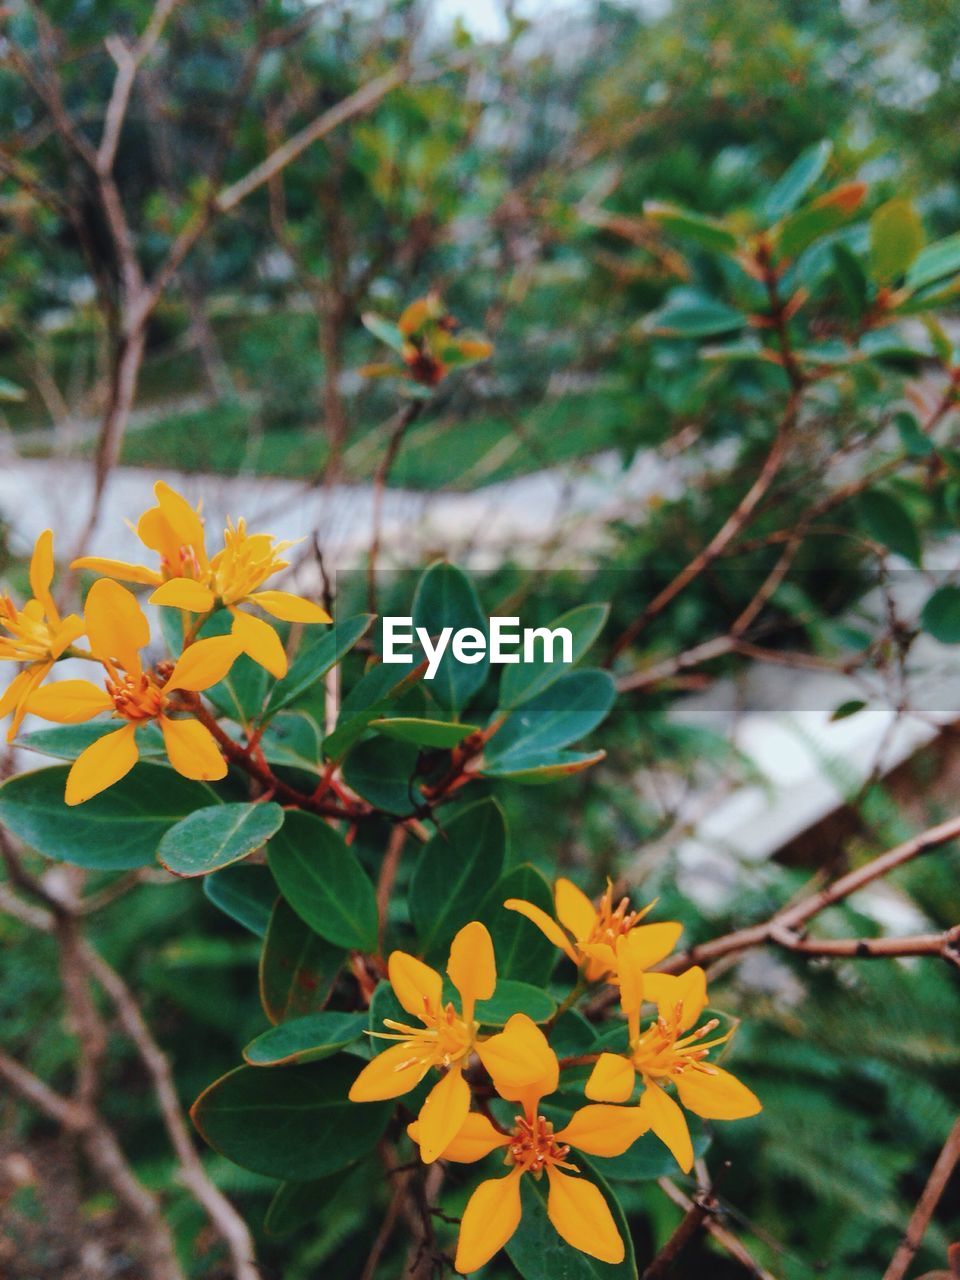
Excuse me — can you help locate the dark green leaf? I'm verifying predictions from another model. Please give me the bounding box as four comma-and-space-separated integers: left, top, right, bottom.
645, 299, 745, 339
324, 660, 424, 761
269, 811, 378, 951
857, 490, 922, 565
370, 717, 480, 748
482, 749, 607, 784
0, 764, 219, 870
473, 979, 556, 1025
906, 232, 960, 291
485, 671, 616, 769
481, 863, 557, 984
341, 735, 424, 815
643, 201, 737, 253
14, 720, 165, 762
831, 243, 868, 317
894, 411, 934, 458
264, 615, 374, 718
204, 866, 276, 937
921, 585, 960, 643
259, 898, 344, 1023
410, 798, 506, 960
412, 561, 489, 714
592, 1129, 710, 1183
265, 1175, 345, 1236
764, 140, 832, 221
158, 802, 284, 876
830, 699, 867, 722
190, 1059, 391, 1180
257, 710, 322, 772
499, 603, 609, 709
243, 1012, 367, 1066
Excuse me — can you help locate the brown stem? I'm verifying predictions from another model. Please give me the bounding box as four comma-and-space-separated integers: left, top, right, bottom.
376, 825, 408, 959
883, 1117, 960, 1280
642, 1190, 716, 1279
367, 399, 425, 615
657, 1178, 777, 1280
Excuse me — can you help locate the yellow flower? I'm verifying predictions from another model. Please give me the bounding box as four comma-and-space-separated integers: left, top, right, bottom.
348, 922, 497, 1163
584, 957, 761, 1174
0, 530, 84, 741
409, 1013, 648, 1274
72, 481, 331, 679
24, 579, 240, 805
504, 877, 682, 982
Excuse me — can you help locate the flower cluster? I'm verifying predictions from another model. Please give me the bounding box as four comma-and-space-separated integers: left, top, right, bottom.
361, 292, 493, 388
0, 483, 330, 804
349, 882, 760, 1273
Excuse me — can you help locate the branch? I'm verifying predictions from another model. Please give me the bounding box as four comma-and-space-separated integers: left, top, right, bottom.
657, 1178, 778, 1280
642, 1188, 716, 1278
368, 399, 425, 614
98, 0, 183, 175
883, 1118, 960, 1280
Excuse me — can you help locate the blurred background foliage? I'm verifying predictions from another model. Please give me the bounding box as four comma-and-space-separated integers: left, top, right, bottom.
3, 0, 960, 1278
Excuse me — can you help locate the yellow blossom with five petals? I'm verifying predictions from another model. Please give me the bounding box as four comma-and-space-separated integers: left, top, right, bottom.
409, 1012, 648, 1274
25, 579, 240, 805
0, 530, 84, 741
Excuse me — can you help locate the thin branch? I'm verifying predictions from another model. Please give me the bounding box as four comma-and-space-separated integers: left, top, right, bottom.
368, 399, 424, 614
642, 1187, 716, 1278
657, 1178, 778, 1280
883, 1118, 960, 1280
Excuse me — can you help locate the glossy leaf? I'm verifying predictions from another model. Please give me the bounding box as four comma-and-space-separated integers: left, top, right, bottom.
858, 490, 922, 565
481, 749, 607, 784
472, 979, 556, 1025
265, 1174, 346, 1237
323, 660, 424, 761
906, 232, 960, 291
190, 1059, 391, 1180
203, 865, 276, 937
258, 711, 322, 772
410, 798, 506, 961
158, 802, 283, 876
259, 898, 344, 1023
869, 199, 923, 283
243, 1011, 366, 1066
645, 299, 745, 339
777, 183, 866, 259
268, 811, 378, 951
0, 764, 219, 870
485, 671, 616, 769
369, 717, 479, 748
921, 585, 960, 643
264, 614, 374, 718
643, 201, 737, 252
340, 736, 424, 815
14, 720, 165, 762
482, 863, 557, 984
499, 603, 609, 710
764, 140, 832, 221
412, 561, 489, 714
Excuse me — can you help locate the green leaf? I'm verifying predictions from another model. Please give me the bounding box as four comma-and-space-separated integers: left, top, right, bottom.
368, 980, 408, 1055
340, 736, 424, 815
259, 898, 344, 1023
13, 720, 166, 761
0, 764, 219, 870
243, 1012, 367, 1066
830, 699, 867, 722
258, 711, 322, 772
264, 615, 374, 718
158, 802, 284, 877
592, 1129, 710, 1183
362, 311, 407, 354
369, 717, 480, 748
410, 798, 506, 961
906, 232, 960, 291
265, 1175, 346, 1236
485, 671, 616, 770
412, 561, 489, 714
869, 198, 924, 283
764, 140, 832, 221
190, 1059, 391, 1180
894, 411, 934, 458
643, 201, 737, 253
269, 811, 378, 951
472, 979, 556, 1025
185, 609, 269, 725
481, 864, 556, 984
831, 243, 868, 317
482, 749, 606, 784
499, 604, 609, 710
323, 661, 424, 761
204, 866, 276, 937
921, 585, 960, 643
506, 1157, 637, 1279
857, 490, 922, 565
0, 375, 26, 402
645, 299, 746, 339
777, 184, 865, 259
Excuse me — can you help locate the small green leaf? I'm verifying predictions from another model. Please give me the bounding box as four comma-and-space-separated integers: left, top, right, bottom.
481, 749, 607, 784
830, 699, 868, 722
857, 490, 922, 565
831, 242, 868, 317
265, 1174, 347, 1236
643, 201, 737, 253
481, 864, 556, 984
870, 198, 924, 283
906, 232, 960, 291
485, 671, 616, 770
14, 720, 166, 761
0, 764, 219, 870
369, 717, 480, 748
645, 299, 746, 339
269, 811, 378, 951
472, 979, 556, 1025
592, 1129, 711, 1183
341, 736, 424, 815
204, 865, 276, 937
259, 898, 344, 1023
764, 140, 832, 221
499, 603, 609, 709
323, 661, 424, 761
412, 561, 489, 714
158, 802, 284, 877
410, 798, 506, 961
921, 585, 960, 643
777, 184, 866, 259
190, 1059, 391, 1180
264, 615, 374, 718
362, 312, 407, 354
243, 1012, 367, 1066
894, 411, 934, 458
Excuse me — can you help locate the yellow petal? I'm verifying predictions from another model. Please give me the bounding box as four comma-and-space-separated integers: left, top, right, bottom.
556, 1104, 650, 1157
409, 1112, 510, 1163
554, 878, 597, 940
348, 1042, 429, 1102
2, 664, 51, 740
455, 1170, 523, 1274
70, 556, 163, 587
25, 679, 115, 724
639, 1081, 693, 1173
248, 590, 331, 624
581, 942, 617, 984
620, 921, 683, 972
503, 898, 578, 964
417, 1066, 471, 1164
476, 1013, 558, 1115
166, 636, 240, 693
546, 1166, 624, 1264
675, 1065, 761, 1121
29, 529, 57, 619
230, 609, 287, 678
643, 966, 708, 1031
50, 614, 85, 659
150, 579, 217, 612
388, 951, 443, 1019
159, 716, 227, 782
65, 723, 139, 805
447, 921, 496, 1023
153, 481, 207, 563
84, 579, 149, 676
584, 1053, 636, 1104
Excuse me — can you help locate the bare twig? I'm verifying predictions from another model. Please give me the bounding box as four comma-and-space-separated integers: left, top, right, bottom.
657, 1178, 778, 1280
642, 1186, 716, 1278
883, 1118, 960, 1280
